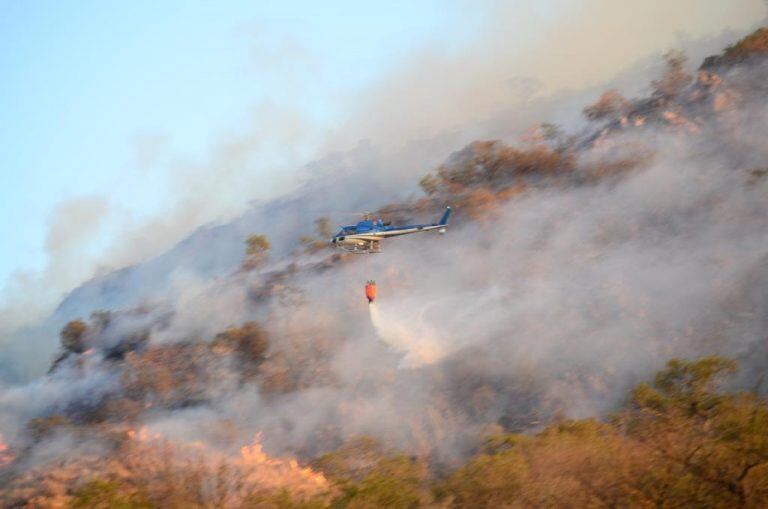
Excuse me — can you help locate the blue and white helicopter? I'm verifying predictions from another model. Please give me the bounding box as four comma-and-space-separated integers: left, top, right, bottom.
331, 206, 451, 253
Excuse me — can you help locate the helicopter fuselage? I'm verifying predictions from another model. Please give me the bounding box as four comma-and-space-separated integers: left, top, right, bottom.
331, 207, 450, 254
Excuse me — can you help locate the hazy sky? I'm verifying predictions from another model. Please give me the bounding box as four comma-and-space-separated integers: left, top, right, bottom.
0, 0, 764, 333
0, 0, 483, 280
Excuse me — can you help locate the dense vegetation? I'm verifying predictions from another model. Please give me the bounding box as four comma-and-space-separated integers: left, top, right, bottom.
5, 357, 768, 507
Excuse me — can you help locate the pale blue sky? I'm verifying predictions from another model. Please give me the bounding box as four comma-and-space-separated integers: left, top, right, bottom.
0, 1, 485, 286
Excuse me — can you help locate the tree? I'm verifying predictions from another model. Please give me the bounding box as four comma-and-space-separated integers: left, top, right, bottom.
314, 217, 332, 239
702, 27, 768, 68
442, 448, 527, 508
299, 217, 332, 254
652, 50, 692, 100
627, 356, 738, 421
538, 122, 571, 152
419, 174, 440, 196
622, 357, 768, 507
313, 437, 432, 508
583, 90, 630, 122
243, 234, 271, 270
213, 321, 269, 380
60, 319, 88, 353
437, 357, 768, 508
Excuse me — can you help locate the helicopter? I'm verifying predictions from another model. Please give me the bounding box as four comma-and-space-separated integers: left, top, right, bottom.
331, 206, 451, 253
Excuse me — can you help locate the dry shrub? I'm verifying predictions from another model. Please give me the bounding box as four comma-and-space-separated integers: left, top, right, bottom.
652, 51, 693, 100
213, 322, 269, 380
1, 432, 328, 509
583, 90, 631, 122
703, 27, 768, 69
60, 320, 88, 354
121, 343, 229, 408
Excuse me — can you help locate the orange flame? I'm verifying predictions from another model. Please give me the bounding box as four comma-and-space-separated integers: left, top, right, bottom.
239, 433, 327, 488
123, 427, 326, 493
240, 432, 273, 465
127, 425, 162, 442
0, 432, 15, 468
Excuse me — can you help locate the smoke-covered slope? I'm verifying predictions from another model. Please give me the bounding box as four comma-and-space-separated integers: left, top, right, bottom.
2, 28, 768, 507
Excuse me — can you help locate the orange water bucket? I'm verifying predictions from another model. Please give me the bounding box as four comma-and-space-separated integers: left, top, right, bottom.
365, 280, 377, 303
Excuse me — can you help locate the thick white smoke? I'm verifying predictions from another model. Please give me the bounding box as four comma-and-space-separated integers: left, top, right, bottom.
368, 302, 445, 368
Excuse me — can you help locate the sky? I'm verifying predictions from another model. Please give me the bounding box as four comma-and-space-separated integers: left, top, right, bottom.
0, 0, 764, 337
0, 0, 484, 280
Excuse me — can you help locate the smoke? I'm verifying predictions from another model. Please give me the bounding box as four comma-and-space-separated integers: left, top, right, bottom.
0, 62, 321, 349
369, 302, 448, 368
0, 196, 110, 339
2, 8, 768, 492
228, 60, 768, 457
328, 0, 766, 150
0, 355, 120, 444
2, 0, 763, 350
101, 102, 318, 271
8, 87, 768, 461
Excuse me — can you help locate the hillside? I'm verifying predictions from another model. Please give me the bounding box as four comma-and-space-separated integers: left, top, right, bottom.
2, 27, 768, 508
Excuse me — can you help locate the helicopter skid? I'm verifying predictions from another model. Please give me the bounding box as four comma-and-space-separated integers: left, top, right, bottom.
338, 241, 381, 254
